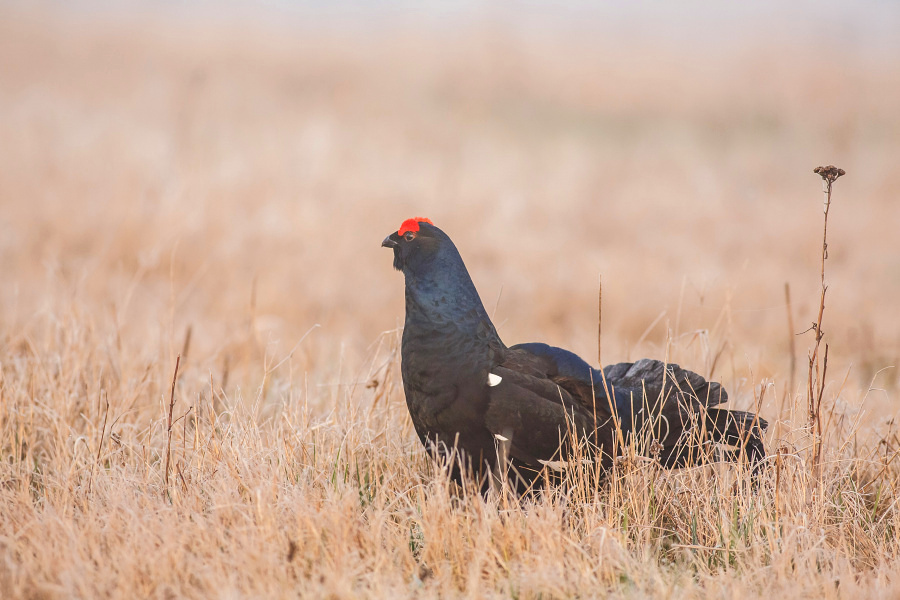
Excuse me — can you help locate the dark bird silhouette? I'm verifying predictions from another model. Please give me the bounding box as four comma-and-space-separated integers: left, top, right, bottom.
382, 217, 766, 492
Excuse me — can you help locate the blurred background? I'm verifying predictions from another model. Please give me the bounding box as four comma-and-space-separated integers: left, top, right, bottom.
1, 1, 898, 419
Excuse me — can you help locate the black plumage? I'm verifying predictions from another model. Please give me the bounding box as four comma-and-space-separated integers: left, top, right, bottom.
383, 218, 766, 492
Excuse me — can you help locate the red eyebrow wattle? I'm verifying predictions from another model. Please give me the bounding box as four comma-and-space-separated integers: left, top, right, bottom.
398, 217, 433, 236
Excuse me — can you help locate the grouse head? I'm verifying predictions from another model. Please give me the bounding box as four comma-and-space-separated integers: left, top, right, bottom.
381, 217, 441, 273
382, 217, 493, 328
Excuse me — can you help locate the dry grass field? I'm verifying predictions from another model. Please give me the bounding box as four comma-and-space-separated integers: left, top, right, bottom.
2, 6, 900, 598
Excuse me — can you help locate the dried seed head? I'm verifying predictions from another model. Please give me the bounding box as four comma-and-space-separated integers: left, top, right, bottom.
649, 440, 664, 461
813, 165, 846, 184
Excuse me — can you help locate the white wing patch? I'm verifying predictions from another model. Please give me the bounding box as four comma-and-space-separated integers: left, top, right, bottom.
487, 373, 502, 387
538, 459, 568, 472
538, 458, 593, 472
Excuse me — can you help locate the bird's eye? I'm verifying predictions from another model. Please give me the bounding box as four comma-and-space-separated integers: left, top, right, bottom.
404, 232, 416, 241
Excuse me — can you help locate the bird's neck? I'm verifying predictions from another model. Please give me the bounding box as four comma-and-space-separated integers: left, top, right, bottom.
402, 255, 502, 345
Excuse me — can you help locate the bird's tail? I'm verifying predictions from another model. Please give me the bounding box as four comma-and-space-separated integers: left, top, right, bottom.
704, 407, 767, 464
652, 406, 768, 469
602, 359, 768, 469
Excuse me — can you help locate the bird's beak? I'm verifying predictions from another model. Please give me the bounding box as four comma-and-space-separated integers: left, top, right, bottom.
382, 234, 399, 248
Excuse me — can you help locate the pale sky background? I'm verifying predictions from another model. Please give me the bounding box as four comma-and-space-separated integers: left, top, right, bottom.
31, 0, 900, 51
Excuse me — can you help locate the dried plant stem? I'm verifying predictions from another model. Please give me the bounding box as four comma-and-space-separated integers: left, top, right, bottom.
164, 354, 181, 491
775, 446, 783, 506
181, 324, 193, 364
784, 282, 796, 396
809, 166, 844, 475
597, 273, 602, 367
89, 391, 110, 495
780, 282, 797, 432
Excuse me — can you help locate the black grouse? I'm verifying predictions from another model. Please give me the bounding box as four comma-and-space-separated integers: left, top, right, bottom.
382, 217, 766, 492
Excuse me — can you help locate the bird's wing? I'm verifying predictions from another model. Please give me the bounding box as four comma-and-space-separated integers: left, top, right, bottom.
508, 342, 597, 382
505, 343, 637, 432
483, 359, 616, 472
